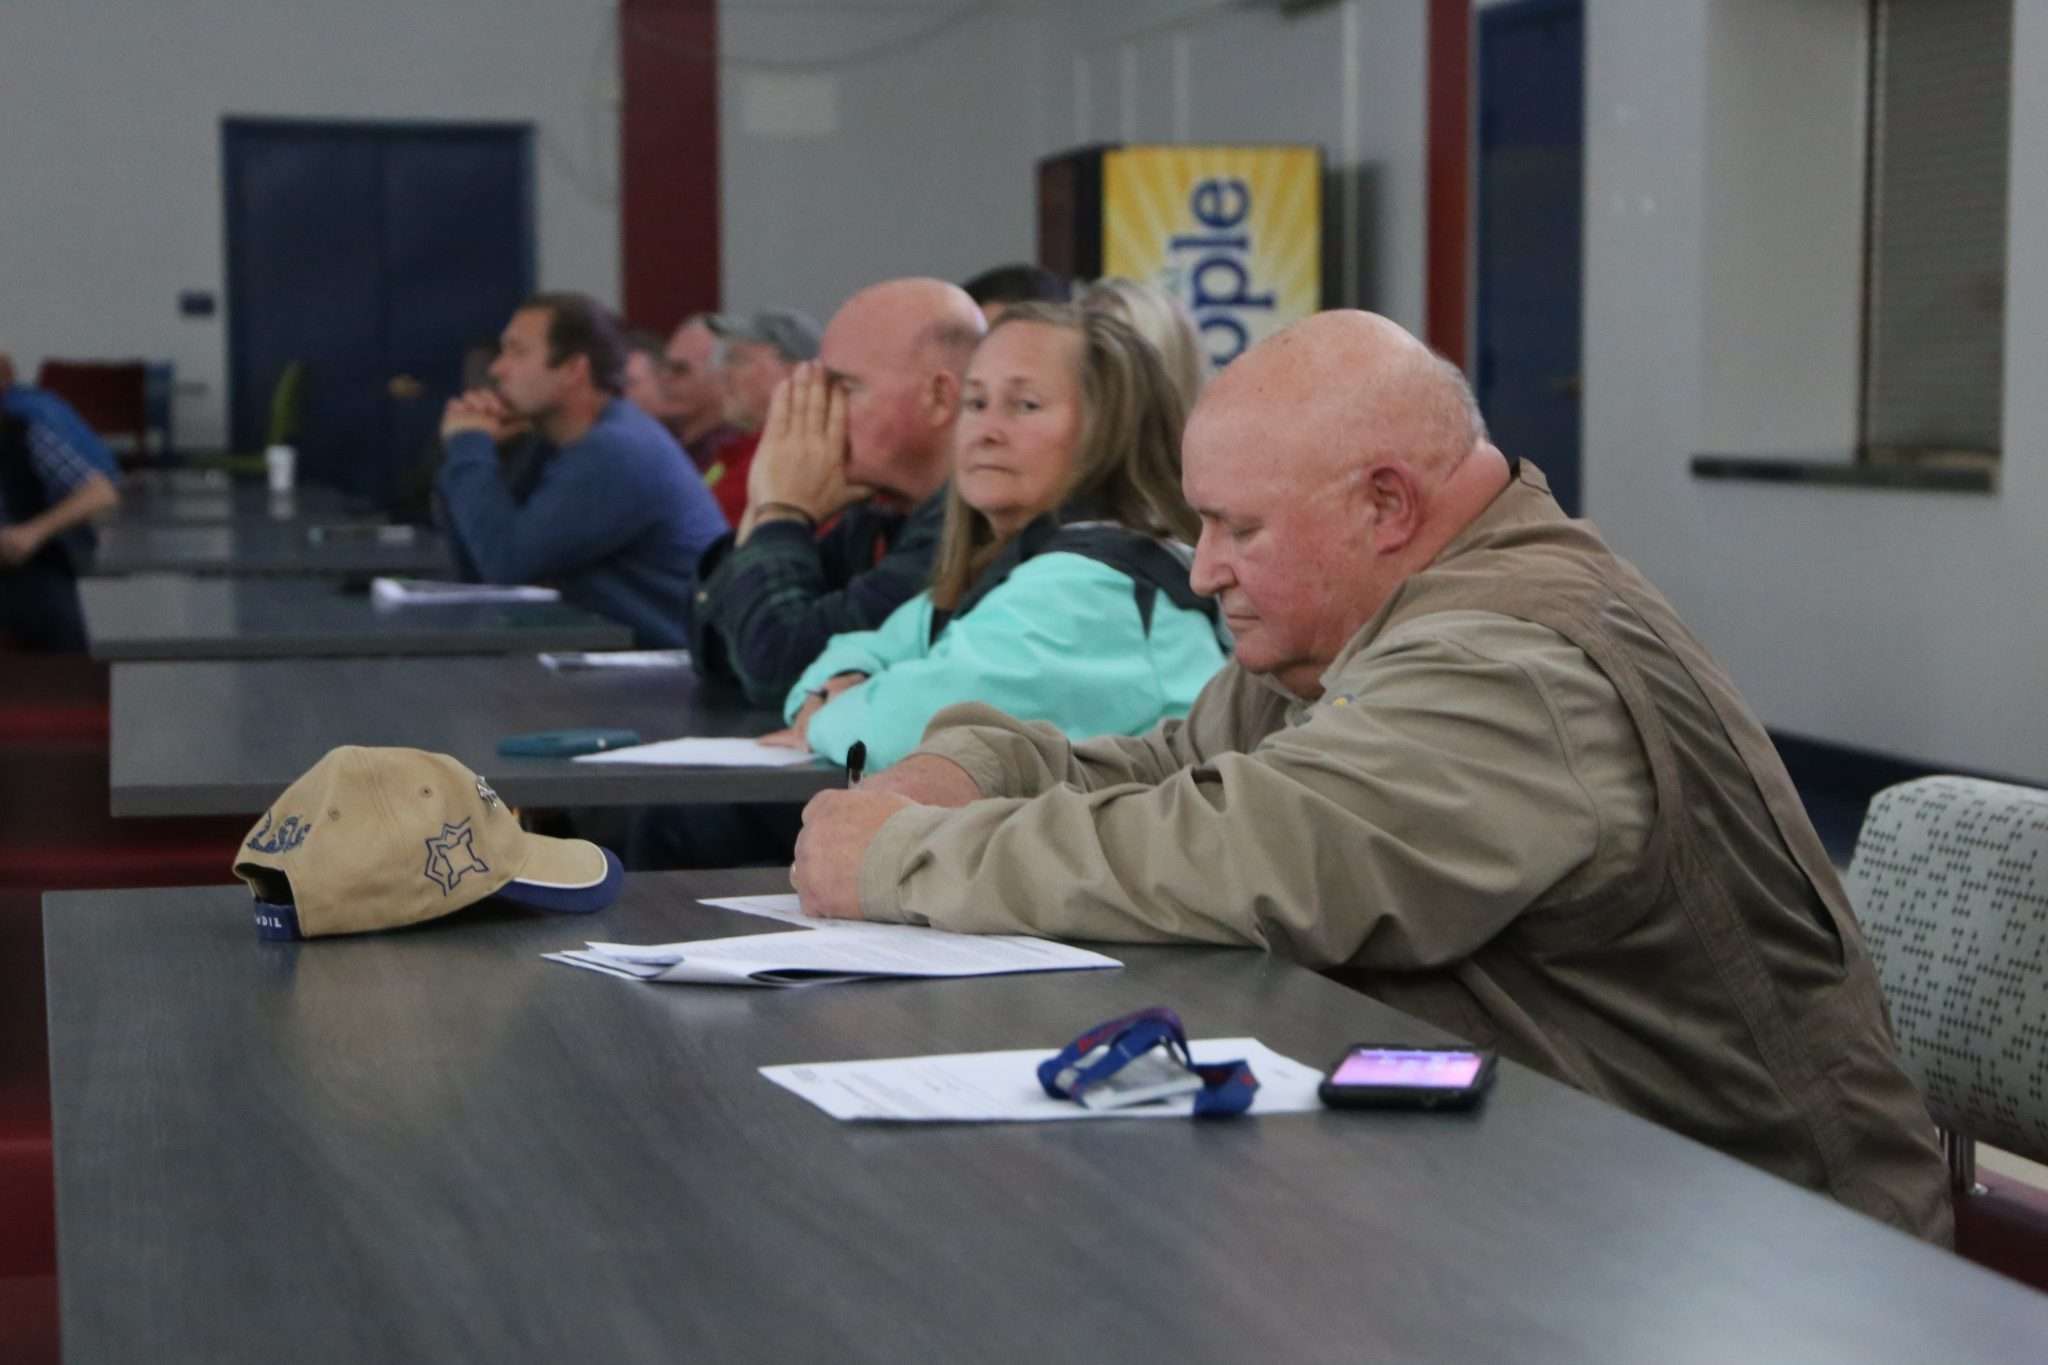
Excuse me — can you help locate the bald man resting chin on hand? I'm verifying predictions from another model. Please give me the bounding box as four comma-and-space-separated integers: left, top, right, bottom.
791, 309, 1953, 1244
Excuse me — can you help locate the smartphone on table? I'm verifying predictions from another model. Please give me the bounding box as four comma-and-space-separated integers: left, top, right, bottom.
496, 728, 642, 757
1318, 1044, 1496, 1110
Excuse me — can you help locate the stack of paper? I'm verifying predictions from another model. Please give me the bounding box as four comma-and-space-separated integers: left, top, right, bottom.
700, 893, 848, 926
547, 922, 1118, 987
538, 649, 692, 670
371, 578, 560, 607
548, 899, 1119, 987
570, 737, 816, 768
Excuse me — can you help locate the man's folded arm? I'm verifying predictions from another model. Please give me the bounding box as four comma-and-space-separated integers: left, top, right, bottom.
6, 470, 119, 555
902, 661, 1260, 800
700, 518, 926, 706
863, 641, 1614, 970
437, 433, 656, 583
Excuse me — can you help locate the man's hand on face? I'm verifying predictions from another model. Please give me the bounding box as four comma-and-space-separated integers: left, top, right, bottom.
747, 362, 873, 525
0, 522, 43, 568
790, 787, 913, 919
440, 389, 515, 443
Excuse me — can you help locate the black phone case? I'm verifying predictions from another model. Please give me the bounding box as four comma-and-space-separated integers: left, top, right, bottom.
1316, 1046, 1497, 1110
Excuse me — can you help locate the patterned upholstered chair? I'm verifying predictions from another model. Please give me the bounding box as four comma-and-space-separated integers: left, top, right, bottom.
1845, 776, 2048, 1194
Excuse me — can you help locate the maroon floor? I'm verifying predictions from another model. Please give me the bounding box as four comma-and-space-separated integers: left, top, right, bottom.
1, 653, 247, 1363
1956, 1172, 2048, 1295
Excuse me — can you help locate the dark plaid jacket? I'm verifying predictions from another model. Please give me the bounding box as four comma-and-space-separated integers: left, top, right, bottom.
689, 490, 947, 706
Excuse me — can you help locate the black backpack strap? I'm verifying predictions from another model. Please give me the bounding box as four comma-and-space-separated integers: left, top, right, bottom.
1039, 526, 1216, 636
931, 520, 1214, 643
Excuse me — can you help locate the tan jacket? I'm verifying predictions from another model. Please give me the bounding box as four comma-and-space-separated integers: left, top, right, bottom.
862, 462, 1952, 1244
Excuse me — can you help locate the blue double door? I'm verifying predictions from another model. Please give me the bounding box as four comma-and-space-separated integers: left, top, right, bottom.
224, 119, 534, 504
1477, 0, 1584, 517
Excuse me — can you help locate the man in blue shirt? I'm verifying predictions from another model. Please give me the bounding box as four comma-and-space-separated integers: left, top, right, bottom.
437, 293, 725, 647
0, 352, 121, 651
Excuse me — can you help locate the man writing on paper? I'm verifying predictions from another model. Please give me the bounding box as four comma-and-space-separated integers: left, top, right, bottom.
790, 311, 1953, 1244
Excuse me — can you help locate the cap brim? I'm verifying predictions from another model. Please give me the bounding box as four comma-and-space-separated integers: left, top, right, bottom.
494, 836, 623, 914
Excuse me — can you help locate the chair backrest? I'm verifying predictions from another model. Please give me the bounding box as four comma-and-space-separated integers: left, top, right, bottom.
1847, 776, 2048, 1163
33, 359, 149, 460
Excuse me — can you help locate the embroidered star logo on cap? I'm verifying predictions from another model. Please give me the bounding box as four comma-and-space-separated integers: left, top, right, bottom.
232, 746, 623, 939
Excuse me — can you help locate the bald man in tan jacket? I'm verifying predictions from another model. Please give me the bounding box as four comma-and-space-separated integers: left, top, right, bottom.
790, 312, 1952, 1244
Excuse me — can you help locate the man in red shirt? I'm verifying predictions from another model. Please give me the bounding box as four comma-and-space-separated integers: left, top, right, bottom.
661, 315, 741, 477
699, 310, 819, 526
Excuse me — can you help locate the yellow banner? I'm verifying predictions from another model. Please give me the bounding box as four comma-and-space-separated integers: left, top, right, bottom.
1102, 145, 1322, 371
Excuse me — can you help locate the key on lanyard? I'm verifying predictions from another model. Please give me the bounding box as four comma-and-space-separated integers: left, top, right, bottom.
1038, 1006, 1258, 1117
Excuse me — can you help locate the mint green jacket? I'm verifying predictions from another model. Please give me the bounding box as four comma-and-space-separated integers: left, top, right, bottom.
785, 551, 1227, 771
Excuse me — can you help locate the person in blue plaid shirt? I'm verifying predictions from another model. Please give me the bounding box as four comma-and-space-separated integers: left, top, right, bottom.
0, 352, 121, 651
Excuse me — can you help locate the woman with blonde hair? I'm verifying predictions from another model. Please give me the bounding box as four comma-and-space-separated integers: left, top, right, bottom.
1079, 276, 1206, 412
771, 302, 1225, 771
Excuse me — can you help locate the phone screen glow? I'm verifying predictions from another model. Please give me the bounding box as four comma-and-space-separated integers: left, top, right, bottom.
1331, 1049, 1484, 1089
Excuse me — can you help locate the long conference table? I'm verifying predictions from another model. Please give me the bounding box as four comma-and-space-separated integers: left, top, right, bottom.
80, 575, 632, 660
89, 518, 454, 577
110, 473, 371, 525
109, 653, 836, 815
44, 868, 2048, 1363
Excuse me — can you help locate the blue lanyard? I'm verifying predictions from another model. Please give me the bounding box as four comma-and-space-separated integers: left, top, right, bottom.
1038, 1007, 1259, 1117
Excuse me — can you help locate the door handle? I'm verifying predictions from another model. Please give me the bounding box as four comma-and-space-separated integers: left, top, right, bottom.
388, 374, 424, 400
1548, 374, 1583, 399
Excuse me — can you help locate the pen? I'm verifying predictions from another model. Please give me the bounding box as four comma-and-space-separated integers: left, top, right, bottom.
846, 740, 867, 788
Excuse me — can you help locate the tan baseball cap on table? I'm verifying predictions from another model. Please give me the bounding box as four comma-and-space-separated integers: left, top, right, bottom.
232, 746, 622, 939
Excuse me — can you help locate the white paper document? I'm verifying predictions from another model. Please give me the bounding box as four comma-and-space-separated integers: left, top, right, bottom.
545, 922, 1119, 987
759, 1039, 1323, 1121
700, 893, 824, 927
538, 649, 692, 671
370, 577, 560, 606
569, 737, 817, 768
703, 894, 1108, 945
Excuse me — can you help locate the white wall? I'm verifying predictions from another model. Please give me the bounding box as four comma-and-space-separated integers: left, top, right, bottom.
0, 0, 620, 450
1699, 0, 1866, 455
1584, 0, 2048, 777
718, 0, 1428, 335
1059, 0, 1428, 332
717, 0, 1058, 325
0, 0, 1429, 443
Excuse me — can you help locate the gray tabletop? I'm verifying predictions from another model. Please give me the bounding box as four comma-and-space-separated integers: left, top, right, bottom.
89, 518, 453, 577
110, 654, 834, 815
82, 575, 632, 660
112, 475, 371, 525
45, 871, 2048, 1365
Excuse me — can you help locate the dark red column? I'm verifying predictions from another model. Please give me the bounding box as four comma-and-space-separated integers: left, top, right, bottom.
619, 0, 720, 329
1426, 0, 1472, 366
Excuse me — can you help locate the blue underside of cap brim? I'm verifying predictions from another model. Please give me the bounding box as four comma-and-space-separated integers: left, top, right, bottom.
491, 848, 624, 914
